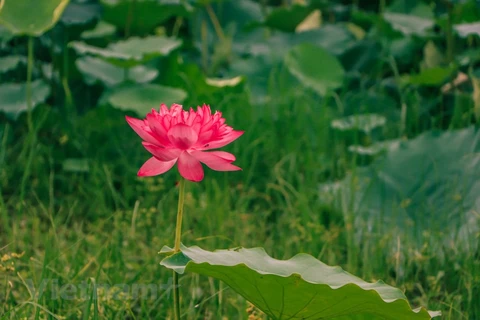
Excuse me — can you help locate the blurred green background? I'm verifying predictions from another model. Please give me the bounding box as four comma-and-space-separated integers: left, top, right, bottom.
0, 0, 479, 319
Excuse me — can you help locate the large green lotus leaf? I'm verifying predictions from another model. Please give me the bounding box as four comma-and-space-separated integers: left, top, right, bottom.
0, 0, 69, 36
161, 245, 440, 320
105, 83, 187, 115
69, 36, 182, 68
76, 56, 158, 87
0, 79, 50, 120
285, 43, 345, 96
100, 0, 193, 35
383, 13, 434, 36
325, 127, 480, 252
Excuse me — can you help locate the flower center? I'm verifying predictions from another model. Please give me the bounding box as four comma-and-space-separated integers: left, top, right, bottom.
167, 124, 199, 150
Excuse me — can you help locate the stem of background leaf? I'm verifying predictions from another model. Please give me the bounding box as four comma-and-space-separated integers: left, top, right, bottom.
205, 3, 225, 41
62, 31, 74, 114
172, 0, 186, 37
173, 178, 186, 320
19, 36, 36, 203
172, 17, 184, 37
446, 1, 454, 64
377, 0, 386, 34
125, 0, 137, 38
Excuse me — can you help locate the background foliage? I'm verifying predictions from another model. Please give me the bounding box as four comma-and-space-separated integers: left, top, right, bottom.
0, 0, 479, 319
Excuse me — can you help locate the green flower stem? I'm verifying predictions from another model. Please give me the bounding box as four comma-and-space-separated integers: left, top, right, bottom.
172, 271, 181, 320
173, 177, 186, 320
174, 178, 186, 252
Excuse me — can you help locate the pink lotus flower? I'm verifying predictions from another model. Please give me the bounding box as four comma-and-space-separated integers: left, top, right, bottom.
126, 103, 244, 182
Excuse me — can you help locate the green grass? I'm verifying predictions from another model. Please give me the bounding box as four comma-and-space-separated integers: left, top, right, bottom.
1, 78, 478, 319
1, 0, 480, 318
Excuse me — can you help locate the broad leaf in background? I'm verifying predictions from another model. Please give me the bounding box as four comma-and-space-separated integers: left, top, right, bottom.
228, 25, 354, 103
386, 0, 434, 18
323, 127, 480, 252
405, 66, 456, 86
76, 56, 158, 87
101, 0, 193, 35
264, 4, 313, 32
340, 39, 382, 74
80, 21, 116, 40
205, 76, 243, 87
227, 55, 268, 101
456, 47, 480, 66
296, 9, 321, 32
162, 60, 249, 109
331, 114, 387, 133
60, 1, 102, 26
209, 0, 262, 31
342, 92, 400, 121
387, 37, 419, 68
69, 36, 182, 68
233, 25, 355, 62
161, 245, 441, 320
0, 25, 14, 46
285, 43, 345, 96
0, 0, 69, 36
454, 21, 480, 37
105, 83, 187, 115
0, 80, 50, 120
383, 13, 434, 36
189, 0, 262, 59
0, 55, 25, 73
348, 140, 402, 156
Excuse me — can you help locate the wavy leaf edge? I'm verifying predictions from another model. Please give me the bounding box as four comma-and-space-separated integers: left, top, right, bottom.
160, 245, 441, 319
